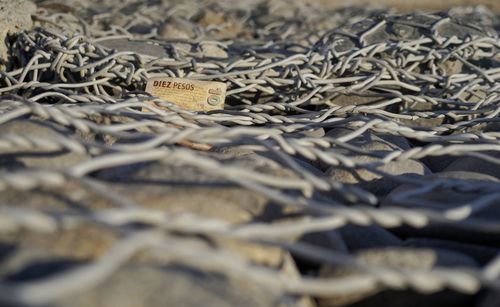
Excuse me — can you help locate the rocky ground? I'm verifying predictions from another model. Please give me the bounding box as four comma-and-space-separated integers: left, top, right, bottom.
0, 0, 499, 306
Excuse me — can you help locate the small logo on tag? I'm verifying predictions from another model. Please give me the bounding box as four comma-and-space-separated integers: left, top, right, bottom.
145, 77, 226, 111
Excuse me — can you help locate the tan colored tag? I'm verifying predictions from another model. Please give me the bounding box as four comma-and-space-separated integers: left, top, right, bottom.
145, 77, 226, 111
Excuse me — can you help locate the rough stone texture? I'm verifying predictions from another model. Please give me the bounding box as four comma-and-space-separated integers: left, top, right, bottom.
200, 43, 229, 58
97, 39, 168, 58
383, 171, 500, 220
50, 264, 297, 307
159, 17, 197, 40
318, 248, 478, 307
381, 171, 500, 245
444, 153, 500, 180
337, 224, 403, 251
404, 238, 499, 266
329, 94, 385, 107
0, 120, 89, 171
95, 153, 300, 222
420, 149, 459, 172
0, 223, 117, 261
0, 0, 36, 64
325, 128, 430, 195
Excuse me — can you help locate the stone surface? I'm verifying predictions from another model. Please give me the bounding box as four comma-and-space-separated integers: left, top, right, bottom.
159, 17, 197, 40
383, 171, 500, 220
318, 247, 478, 307
337, 224, 403, 251
420, 149, 459, 172
476, 290, 500, 307
0, 120, 89, 171
97, 39, 168, 58
200, 43, 228, 58
49, 264, 298, 307
329, 94, 384, 107
444, 153, 500, 180
325, 128, 429, 195
0, 0, 36, 64
404, 238, 499, 266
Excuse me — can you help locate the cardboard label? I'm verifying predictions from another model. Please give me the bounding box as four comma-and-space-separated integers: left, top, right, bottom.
145, 77, 226, 111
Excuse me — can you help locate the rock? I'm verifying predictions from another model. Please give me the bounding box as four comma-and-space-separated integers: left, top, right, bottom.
0, 221, 117, 260
298, 230, 348, 258
436, 13, 491, 39
383, 171, 500, 219
103, 176, 274, 225
382, 171, 500, 245
485, 122, 500, 132
329, 94, 384, 107
476, 290, 500, 307
97, 39, 168, 58
50, 264, 299, 307
448, 6, 498, 31
435, 171, 499, 182
396, 100, 446, 128
420, 148, 459, 172
210, 145, 256, 157
0, 0, 36, 64
92, 151, 309, 225
0, 120, 89, 171
0, 177, 116, 212
200, 43, 228, 58
444, 153, 500, 181
376, 133, 411, 151
0, 245, 83, 282
337, 224, 403, 251
404, 238, 499, 266
438, 59, 463, 76
325, 128, 429, 195
158, 17, 197, 40
195, 9, 247, 40
318, 247, 478, 307
301, 127, 325, 138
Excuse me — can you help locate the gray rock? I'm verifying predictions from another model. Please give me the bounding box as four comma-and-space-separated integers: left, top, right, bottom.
404, 238, 499, 266
97, 166, 274, 224
485, 122, 500, 132
0, 120, 89, 171
159, 17, 197, 40
97, 39, 168, 58
318, 10, 494, 56
0, 245, 82, 282
476, 290, 500, 307
301, 127, 325, 138
438, 59, 463, 76
298, 230, 348, 257
435, 171, 499, 182
51, 264, 298, 307
200, 44, 228, 58
421, 148, 459, 172
93, 152, 307, 224
337, 224, 403, 251
383, 171, 500, 219
318, 247, 478, 307
445, 153, 500, 181
0, 219, 117, 260
329, 94, 384, 107
195, 9, 248, 40
0, 0, 36, 64
325, 128, 429, 195
396, 100, 446, 128
382, 171, 500, 245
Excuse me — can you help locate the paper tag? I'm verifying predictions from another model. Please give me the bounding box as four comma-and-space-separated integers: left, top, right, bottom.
145, 77, 226, 111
